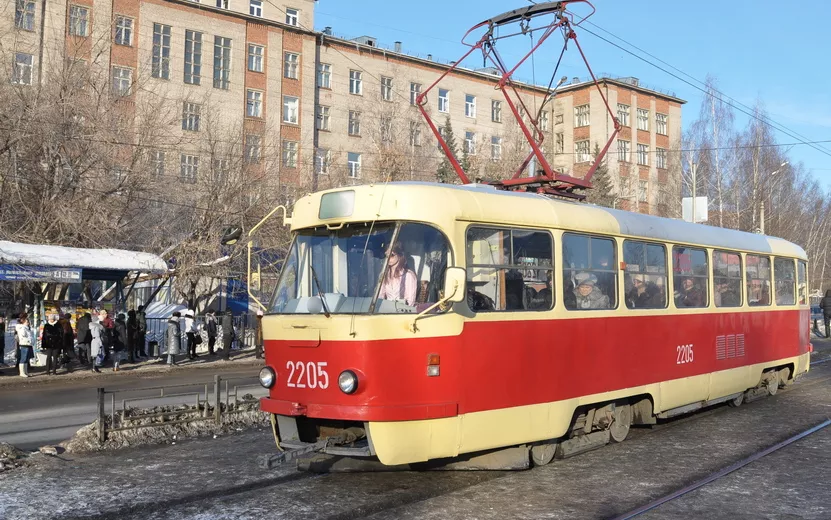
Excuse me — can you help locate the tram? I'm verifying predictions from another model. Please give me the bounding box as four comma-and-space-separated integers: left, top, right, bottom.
257, 181, 811, 467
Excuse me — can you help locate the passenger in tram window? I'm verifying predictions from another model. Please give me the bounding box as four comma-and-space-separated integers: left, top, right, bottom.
626, 274, 662, 309
758, 285, 771, 306
714, 282, 740, 307
594, 255, 616, 303
379, 243, 418, 305
563, 279, 576, 309
504, 269, 525, 310
675, 277, 705, 307
572, 272, 610, 310
467, 287, 495, 312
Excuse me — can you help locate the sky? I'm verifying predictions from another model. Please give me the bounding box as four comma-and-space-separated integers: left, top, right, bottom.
313, 0, 831, 180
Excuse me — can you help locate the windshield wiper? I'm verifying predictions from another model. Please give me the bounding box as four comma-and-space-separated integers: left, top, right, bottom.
309, 264, 331, 318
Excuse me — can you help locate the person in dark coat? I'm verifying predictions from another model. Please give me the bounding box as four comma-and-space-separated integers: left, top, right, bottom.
112, 313, 128, 371
58, 313, 75, 371
166, 311, 181, 366
205, 310, 218, 356
819, 289, 831, 337
75, 312, 92, 366
98, 309, 114, 364
626, 275, 665, 309
255, 310, 264, 359
41, 314, 64, 376
126, 310, 138, 363
136, 305, 147, 358
221, 310, 234, 361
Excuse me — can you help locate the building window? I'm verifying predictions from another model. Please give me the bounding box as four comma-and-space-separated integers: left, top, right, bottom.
410, 82, 421, 105
12, 53, 33, 85
465, 94, 476, 118
348, 110, 360, 136
248, 44, 264, 72
637, 108, 649, 131
555, 113, 563, 125
409, 122, 422, 146
111, 66, 131, 96
245, 135, 261, 164
68, 5, 89, 37
317, 63, 331, 88
282, 141, 298, 168
151, 151, 165, 177
491, 100, 502, 123
656, 148, 667, 169
637, 144, 649, 166
617, 104, 630, 127
379, 118, 393, 143
216, 0, 229, 9
180, 154, 199, 183
317, 105, 330, 131
282, 95, 299, 124
491, 136, 502, 161
15, 0, 36, 31
284, 52, 298, 79
184, 30, 202, 85
249, 0, 263, 17
347, 152, 361, 178
617, 140, 630, 162
246, 90, 263, 118
575, 140, 590, 163
114, 16, 133, 46
438, 89, 449, 113
638, 180, 648, 203
182, 102, 201, 131
381, 76, 393, 101
349, 70, 362, 95
213, 159, 230, 183
315, 149, 331, 175
555, 133, 564, 154
464, 131, 476, 155
152, 24, 171, 80
574, 104, 589, 127
213, 36, 232, 90
540, 111, 549, 131
656, 113, 668, 136
285, 7, 299, 26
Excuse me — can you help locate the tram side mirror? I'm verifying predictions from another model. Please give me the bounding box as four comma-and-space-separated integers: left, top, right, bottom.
443, 267, 466, 303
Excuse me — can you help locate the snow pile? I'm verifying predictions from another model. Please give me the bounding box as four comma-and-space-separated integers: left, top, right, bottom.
0, 240, 168, 273
0, 442, 29, 472
63, 397, 269, 453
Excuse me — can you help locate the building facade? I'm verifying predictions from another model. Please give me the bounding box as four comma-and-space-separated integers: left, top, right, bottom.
0, 0, 684, 214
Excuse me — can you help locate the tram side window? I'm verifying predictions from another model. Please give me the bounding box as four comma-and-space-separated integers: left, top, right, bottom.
713, 251, 742, 307
466, 227, 553, 312
623, 240, 667, 309
746, 254, 771, 306
798, 260, 807, 305
774, 258, 796, 306
672, 246, 708, 308
562, 234, 616, 310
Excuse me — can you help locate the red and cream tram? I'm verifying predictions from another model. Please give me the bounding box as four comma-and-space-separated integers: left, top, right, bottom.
257, 182, 811, 466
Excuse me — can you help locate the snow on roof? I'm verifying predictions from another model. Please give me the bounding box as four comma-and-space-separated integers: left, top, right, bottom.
0, 241, 168, 274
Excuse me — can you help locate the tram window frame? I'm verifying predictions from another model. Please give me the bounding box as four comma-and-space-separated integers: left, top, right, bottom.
713, 250, 743, 308
465, 226, 554, 313
562, 233, 617, 311
672, 246, 708, 308
774, 257, 796, 306
798, 260, 807, 305
745, 254, 771, 307
622, 239, 668, 309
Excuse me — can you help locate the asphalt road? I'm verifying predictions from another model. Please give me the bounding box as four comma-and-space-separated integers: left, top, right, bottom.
0, 364, 264, 450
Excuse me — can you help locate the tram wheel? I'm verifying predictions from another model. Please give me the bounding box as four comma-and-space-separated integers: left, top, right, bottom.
609, 403, 632, 443
778, 367, 792, 388
728, 392, 744, 408
530, 443, 557, 466
765, 371, 780, 396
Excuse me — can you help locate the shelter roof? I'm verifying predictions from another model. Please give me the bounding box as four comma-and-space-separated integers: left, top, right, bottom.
0, 241, 168, 274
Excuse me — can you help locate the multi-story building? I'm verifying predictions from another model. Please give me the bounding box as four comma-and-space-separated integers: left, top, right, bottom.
0, 0, 684, 214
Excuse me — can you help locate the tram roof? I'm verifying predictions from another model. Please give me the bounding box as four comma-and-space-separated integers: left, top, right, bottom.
292, 182, 806, 259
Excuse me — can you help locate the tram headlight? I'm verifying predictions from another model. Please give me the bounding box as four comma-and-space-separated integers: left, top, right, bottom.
259, 367, 276, 389
338, 370, 358, 394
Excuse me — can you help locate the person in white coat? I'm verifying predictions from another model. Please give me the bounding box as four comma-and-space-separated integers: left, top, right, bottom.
14, 313, 33, 378
89, 316, 105, 373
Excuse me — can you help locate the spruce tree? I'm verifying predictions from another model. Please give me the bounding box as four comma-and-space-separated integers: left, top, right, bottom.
584, 143, 617, 208
436, 117, 460, 184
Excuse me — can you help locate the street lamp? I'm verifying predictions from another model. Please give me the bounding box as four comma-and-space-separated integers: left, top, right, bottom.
760, 161, 788, 235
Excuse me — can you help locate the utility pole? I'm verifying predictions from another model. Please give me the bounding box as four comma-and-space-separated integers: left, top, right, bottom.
691, 161, 697, 223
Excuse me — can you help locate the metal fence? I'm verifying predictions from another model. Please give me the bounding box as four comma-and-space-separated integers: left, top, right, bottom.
96, 374, 263, 443
145, 314, 258, 355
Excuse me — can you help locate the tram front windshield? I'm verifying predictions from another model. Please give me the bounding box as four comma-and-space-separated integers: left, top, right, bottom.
270, 221, 451, 315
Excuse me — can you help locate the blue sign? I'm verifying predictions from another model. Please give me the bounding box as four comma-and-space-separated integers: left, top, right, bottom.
0, 265, 82, 283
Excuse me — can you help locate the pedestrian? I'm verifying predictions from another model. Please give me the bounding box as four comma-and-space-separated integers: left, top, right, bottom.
136, 305, 147, 358
205, 310, 218, 356
75, 312, 92, 367
255, 309, 264, 359
820, 289, 831, 338
98, 309, 114, 364
89, 315, 104, 373
127, 310, 138, 363
166, 311, 181, 366
112, 313, 128, 371
184, 310, 198, 360
14, 313, 33, 378
59, 313, 75, 372
221, 310, 234, 361
41, 314, 63, 376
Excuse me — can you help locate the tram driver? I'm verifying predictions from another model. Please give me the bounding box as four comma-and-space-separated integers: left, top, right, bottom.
571, 272, 610, 310
379, 243, 418, 306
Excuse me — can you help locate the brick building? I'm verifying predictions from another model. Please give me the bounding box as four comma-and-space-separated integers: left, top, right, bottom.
1, 0, 684, 214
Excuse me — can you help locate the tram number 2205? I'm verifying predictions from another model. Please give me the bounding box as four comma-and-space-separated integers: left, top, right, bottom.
676, 344, 694, 365
286, 361, 329, 389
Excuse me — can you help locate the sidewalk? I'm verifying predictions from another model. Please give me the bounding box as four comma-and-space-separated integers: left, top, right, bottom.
0, 347, 264, 389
